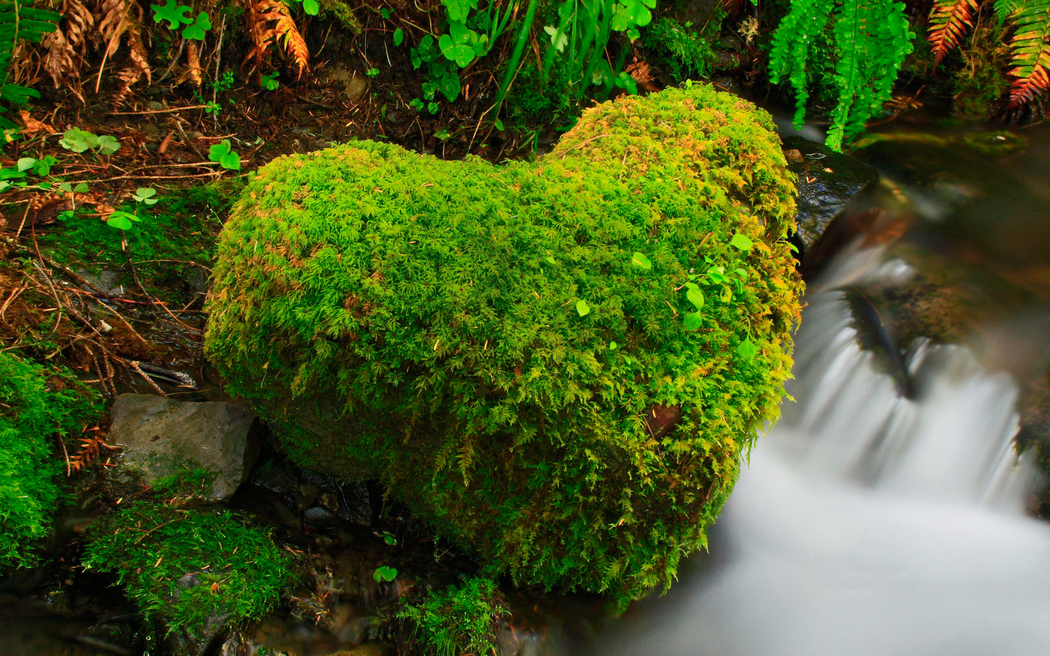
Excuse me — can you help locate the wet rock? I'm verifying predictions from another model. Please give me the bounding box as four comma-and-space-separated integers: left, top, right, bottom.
304, 506, 336, 528
318, 491, 340, 513
782, 136, 880, 255
73, 265, 125, 297
168, 612, 231, 656
108, 394, 260, 500
271, 499, 302, 531
248, 459, 302, 508
148, 101, 165, 111
299, 482, 322, 511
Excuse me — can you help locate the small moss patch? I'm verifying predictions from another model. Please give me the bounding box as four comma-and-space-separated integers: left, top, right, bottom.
398, 577, 507, 656
82, 501, 296, 639
0, 351, 100, 568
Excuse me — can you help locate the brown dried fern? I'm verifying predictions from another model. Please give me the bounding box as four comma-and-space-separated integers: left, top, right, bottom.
241, 0, 309, 80
66, 426, 118, 475
927, 0, 980, 65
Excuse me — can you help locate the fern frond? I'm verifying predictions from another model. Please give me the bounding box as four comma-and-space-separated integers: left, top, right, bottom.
269, 2, 309, 78
241, 0, 309, 80
995, 0, 1025, 22
768, 0, 837, 127
927, 0, 979, 65
1007, 0, 1050, 108
772, 0, 913, 150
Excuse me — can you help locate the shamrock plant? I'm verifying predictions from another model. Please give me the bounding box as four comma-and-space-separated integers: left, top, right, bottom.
153, 0, 211, 40
208, 140, 241, 171
59, 129, 120, 155
373, 565, 398, 582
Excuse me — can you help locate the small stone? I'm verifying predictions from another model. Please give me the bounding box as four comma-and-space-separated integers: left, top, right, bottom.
304, 506, 336, 527
318, 491, 340, 513
345, 75, 368, 103
186, 130, 204, 140
141, 122, 161, 137
148, 101, 165, 111
785, 148, 804, 163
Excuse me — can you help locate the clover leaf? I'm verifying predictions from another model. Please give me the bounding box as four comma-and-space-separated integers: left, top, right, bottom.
133, 187, 158, 205
96, 135, 121, 155
372, 565, 398, 582
106, 210, 141, 231
153, 0, 193, 29
208, 139, 242, 171
182, 11, 211, 40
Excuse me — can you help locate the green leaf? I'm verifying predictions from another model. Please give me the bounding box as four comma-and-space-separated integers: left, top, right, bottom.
393, 28, 404, 46
683, 312, 704, 331
609, 341, 618, 350
96, 135, 121, 154
16, 158, 35, 172
182, 12, 211, 40
152, 0, 194, 29
630, 251, 651, 270
133, 187, 158, 204
736, 336, 758, 360
303, 0, 319, 15
210, 140, 241, 170
576, 300, 590, 317
438, 72, 461, 102
220, 151, 242, 171
544, 25, 568, 52
494, 118, 504, 131
685, 282, 704, 310
73, 182, 89, 193
373, 565, 398, 582
106, 212, 139, 231
730, 233, 754, 251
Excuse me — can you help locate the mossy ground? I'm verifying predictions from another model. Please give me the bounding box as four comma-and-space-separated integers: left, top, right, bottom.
0, 351, 100, 569
205, 84, 803, 603
82, 497, 297, 641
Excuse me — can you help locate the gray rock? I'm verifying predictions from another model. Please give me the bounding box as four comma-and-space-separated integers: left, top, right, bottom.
303, 506, 336, 528
782, 136, 880, 254
108, 394, 260, 500
148, 101, 165, 111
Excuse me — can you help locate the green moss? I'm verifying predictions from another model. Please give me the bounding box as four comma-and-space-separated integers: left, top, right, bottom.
644, 15, 724, 83
82, 501, 296, 639
205, 84, 802, 602
398, 577, 507, 656
0, 351, 100, 569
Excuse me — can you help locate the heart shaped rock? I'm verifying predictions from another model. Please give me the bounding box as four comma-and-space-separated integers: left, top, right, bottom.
205, 85, 802, 601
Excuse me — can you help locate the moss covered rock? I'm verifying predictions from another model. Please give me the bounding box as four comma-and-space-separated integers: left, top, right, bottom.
205, 84, 802, 601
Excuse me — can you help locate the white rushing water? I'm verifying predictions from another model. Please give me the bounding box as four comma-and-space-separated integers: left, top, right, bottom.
593, 248, 1050, 656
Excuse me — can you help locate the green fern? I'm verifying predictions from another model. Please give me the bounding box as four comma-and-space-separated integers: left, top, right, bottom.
769, 0, 914, 150
1006, 0, 1050, 107
0, 0, 60, 130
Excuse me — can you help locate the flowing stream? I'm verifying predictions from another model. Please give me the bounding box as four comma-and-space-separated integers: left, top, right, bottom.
585, 245, 1050, 656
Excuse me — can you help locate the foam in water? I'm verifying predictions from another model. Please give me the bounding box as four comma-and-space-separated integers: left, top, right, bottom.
591, 249, 1050, 656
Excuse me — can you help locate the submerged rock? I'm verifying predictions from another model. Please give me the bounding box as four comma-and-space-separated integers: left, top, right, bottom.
108, 394, 260, 500
782, 135, 880, 256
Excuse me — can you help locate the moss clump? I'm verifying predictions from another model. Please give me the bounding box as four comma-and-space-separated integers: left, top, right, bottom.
0, 351, 99, 568
398, 577, 507, 656
205, 84, 802, 601
82, 502, 295, 640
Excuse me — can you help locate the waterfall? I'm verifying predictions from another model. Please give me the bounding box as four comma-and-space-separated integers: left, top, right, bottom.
591, 247, 1050, 656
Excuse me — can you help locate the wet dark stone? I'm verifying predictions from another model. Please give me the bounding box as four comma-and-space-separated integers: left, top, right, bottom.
782, 136, 880, 256
248, 460, 302, 509
304, 506, 336, 528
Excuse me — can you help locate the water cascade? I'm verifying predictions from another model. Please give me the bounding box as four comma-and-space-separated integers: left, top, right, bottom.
591, 247, 1050, 656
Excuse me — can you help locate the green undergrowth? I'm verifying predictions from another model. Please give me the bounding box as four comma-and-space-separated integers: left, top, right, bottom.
398, 577, 507, 656
39, 178, 243, 294
206, 84, 802, 603
644, 14, 724, 83
0, 350, 100, 569
82, 499, 296, 639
